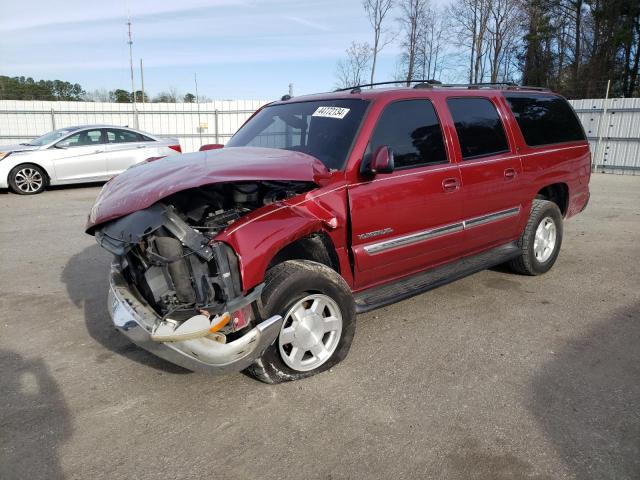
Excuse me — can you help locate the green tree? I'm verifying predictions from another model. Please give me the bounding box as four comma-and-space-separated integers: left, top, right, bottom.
112, 89, 132, 103
132, 90, 149, 102
0, 75, 85, 100
184, 92, 196, 103
153, 90, 178, 102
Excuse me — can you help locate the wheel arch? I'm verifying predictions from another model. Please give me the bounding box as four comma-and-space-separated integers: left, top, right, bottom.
535, 182, 569, 216
267, 232, 341, 273
217, 209, 347, 293
8, 161, 52, 186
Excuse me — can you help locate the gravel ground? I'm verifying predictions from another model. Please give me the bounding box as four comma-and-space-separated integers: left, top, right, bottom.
0, 173, 638, 480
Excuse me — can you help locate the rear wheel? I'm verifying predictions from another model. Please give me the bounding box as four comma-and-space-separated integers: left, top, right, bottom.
246, 260, 356, 383
509, 199, 563, 275
9, 164, 47, 195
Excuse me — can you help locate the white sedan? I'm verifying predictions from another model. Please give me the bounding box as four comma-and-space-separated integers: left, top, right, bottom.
0, 125, 181, 194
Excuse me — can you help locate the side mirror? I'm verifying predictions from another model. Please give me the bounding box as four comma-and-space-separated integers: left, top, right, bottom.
370, 145, 395, 174
199, 144, 224, 152
53, 142, 68, 149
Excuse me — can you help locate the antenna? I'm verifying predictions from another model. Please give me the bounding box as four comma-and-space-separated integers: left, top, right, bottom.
195, 73, 202, 147
127, 14, 138, 126
140, 58, 145, 103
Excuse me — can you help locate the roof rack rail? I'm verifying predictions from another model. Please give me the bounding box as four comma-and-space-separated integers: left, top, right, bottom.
334, 80, 550, 93
334, 80, 440, 92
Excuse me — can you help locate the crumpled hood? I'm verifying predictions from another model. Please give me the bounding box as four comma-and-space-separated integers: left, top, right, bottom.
86, 146, 330, 232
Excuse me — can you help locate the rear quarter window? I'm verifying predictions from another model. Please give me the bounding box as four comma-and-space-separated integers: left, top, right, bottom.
446, 97, 510, 160
505, 94, 585, 147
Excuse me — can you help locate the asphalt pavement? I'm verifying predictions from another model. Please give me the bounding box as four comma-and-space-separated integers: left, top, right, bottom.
0, 173, 638, 479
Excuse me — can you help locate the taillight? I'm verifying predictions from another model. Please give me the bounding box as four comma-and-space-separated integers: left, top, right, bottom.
168, 145, 182, 153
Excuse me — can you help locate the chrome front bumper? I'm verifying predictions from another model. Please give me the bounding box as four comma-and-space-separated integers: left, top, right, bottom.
107, 264, 283, 374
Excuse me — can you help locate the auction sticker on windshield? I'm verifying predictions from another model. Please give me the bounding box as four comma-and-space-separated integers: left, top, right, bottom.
312, 106, 350, 119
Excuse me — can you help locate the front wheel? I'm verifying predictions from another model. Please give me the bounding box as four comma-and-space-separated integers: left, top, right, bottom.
509, 199, 563, 275
9, 164, 47, 195
246, 260, 356, 383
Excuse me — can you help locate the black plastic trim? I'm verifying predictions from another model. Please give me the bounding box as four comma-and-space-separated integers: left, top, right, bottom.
354, 242, 521, 313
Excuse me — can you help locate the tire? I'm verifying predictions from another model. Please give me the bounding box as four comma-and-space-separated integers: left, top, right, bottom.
246, 260, 356, 384
8, 164, 47, 195
509, 199, 563, 275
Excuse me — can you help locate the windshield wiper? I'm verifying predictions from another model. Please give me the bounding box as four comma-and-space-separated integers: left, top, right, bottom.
19, 143, 34, 146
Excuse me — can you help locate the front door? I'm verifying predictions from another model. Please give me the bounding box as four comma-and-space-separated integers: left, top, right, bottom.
445, 96, 526, 254
349, 99, 465, 290
50, 128, 108, 182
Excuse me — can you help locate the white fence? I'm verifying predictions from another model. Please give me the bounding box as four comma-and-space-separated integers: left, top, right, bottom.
0, 99, 267, 153
0, 97, 639, 174
572, 98, 640, 175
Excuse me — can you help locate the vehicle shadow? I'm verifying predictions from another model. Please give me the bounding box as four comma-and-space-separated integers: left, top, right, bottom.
0, 349, 71, 480
0, 182, 106, 195
61, 244, 190, 374
47, 181, 106, 192
528, 302, 640, 478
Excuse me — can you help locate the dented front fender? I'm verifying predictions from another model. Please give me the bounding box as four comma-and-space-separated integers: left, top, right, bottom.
215, 183, 351, 291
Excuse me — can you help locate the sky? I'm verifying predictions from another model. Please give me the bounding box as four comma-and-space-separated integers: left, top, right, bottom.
0, 0, 452, 100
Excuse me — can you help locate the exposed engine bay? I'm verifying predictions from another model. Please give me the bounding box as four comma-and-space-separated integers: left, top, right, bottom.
95, 181, 314, 339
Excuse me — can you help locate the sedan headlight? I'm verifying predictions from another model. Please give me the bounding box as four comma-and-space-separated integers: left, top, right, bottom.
0, 151, 11, 161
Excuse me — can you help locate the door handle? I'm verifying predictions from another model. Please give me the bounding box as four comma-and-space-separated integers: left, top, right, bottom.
504, 168, 517, 180
442, 178, 460, 192
136, 145, 146, 149
94, 149, 104, 153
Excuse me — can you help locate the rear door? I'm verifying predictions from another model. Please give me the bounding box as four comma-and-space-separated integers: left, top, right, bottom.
50, 128, 109, 182
105, 128, 154, 175
348, 98, 465, 290
445, 96, 526, 254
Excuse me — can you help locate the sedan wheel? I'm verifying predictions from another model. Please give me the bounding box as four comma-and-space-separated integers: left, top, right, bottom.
9, 165, 46, 195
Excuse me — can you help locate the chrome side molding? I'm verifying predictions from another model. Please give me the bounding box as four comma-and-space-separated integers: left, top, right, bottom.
463, 207, 521, 229
364, 206, 521, 255
364, 222, 464, 255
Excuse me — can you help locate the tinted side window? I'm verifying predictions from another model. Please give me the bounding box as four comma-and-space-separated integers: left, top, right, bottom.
447, 97, 509, 159
368, 100, 447, 169
58, 129, 103, 147
107, 129, 141, 143
505, 94, 585, 146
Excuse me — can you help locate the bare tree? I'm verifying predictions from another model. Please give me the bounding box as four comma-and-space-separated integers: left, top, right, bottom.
363, 0, 394, 85
153, 87, 179, 103
398, 0, 429, 85
449, 0, 492, 83
84, 88, 113, 102
417, 6, 450, 81
335, 42, 373, 88
486, 0, 522, 82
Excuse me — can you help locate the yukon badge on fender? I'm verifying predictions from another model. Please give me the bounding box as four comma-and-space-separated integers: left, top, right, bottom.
87, 84, 591, 383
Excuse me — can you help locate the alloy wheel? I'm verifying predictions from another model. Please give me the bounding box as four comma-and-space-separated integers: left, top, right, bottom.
14, 167, 44, 193
278, 294, 343, 372
533, 216, 557, 262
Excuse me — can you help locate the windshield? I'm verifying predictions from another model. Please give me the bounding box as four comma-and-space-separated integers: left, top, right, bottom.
26, 128, 76, 146
227, 99, 369, 170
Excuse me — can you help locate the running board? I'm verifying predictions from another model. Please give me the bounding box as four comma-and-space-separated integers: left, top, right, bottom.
354, 242, 521, 313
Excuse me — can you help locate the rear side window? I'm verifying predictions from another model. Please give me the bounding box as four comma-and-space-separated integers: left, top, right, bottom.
107, 129, 142, 143
447, 97, 509, 159
505, 94, 585, 146
368, 99, 447, 169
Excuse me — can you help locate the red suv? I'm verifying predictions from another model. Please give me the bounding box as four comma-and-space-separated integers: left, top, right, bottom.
87, 83, 591, 383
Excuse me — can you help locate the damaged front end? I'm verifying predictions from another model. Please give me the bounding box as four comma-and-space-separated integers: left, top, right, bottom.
94, 180, 314, 373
